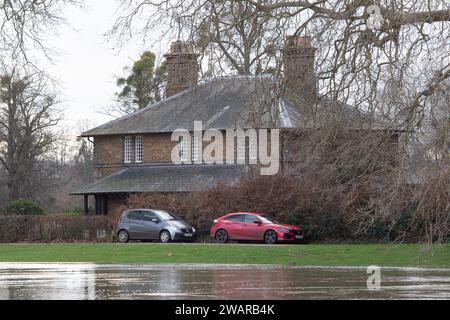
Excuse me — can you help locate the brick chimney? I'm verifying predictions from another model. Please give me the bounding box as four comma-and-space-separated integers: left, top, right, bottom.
283, 35, 317, 99
164, 41, 199, 98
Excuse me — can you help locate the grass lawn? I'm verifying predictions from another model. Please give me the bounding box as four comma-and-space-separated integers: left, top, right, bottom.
0, 243, 449, 268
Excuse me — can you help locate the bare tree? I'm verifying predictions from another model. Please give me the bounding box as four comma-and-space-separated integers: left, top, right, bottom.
0, 64, 62, 200
73, 122, 94, 185
111, 1, 449, 128
0, 0, 82, 61
193, 1, 284, 75
110, 0, 291, 77
425, 81, 450, 162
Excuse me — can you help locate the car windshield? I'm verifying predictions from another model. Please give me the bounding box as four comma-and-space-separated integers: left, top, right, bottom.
152, 210, 179, 221
259, 215, 279, 224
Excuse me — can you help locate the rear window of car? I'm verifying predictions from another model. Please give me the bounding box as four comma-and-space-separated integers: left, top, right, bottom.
225, 214, 244, 222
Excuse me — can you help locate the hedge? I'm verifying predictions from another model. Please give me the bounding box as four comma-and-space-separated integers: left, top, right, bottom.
0, 215, 115, 243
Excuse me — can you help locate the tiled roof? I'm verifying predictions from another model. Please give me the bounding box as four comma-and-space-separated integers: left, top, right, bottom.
82, 74, 396, 137
72, 164, 247, 194
81, 75, 321, 136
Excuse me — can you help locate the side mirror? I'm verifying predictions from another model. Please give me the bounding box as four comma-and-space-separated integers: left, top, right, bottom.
151, 218, 160, 223
253, 220, 262, 225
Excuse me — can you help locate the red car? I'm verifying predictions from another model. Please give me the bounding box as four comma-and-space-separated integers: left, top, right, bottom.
210, 212, 305, 244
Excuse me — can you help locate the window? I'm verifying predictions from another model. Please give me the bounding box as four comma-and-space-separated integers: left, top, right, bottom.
135, 136, 143, 163
152, 210, 179, 221
249, 139, 257, 161
244, 215, 260, 223
141, 211, 158, 222
192, 134, 200, 162
237, 138, 246, 161
126, 210, 140, 220
124, 136, 132, 163
259, 215, 280, 224
180, 136, 188, 162
129, 210, 157, 221
225, 214, 244, 222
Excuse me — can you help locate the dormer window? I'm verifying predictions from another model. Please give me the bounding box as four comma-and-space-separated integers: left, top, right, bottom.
124, 136, 133, 163
135, 136, 143, 163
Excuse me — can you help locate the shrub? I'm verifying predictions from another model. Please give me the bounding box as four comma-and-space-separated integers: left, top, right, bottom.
0, 215, 116, 243
123, 170, 450, 243
122, 175, 302, 239
286, 208, 348, 242
1, 200, 45, 216
123, 174, 351, 241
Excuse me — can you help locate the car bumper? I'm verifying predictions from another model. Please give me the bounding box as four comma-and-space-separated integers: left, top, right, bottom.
278, 232, 305, 243
173, 232, 197, 241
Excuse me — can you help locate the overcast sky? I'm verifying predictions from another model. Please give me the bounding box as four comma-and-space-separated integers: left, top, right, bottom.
44, 0, 168, 138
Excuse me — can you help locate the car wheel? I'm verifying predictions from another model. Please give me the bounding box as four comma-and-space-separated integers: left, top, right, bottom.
118, 229, 129, 243
159, 230, 172, 243
264, 230, 277, 244
215, 229, 228, 243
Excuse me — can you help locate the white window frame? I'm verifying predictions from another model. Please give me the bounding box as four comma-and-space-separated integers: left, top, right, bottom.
135, 136, 143, 163
192, 134, 200, 162
237, 138, 246, 162
249, 138, 257, 161
180, 136, 188, 162
124, 136, 133, 164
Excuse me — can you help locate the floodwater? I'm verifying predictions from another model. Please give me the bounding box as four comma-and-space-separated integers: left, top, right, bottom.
0, 263, 449, 300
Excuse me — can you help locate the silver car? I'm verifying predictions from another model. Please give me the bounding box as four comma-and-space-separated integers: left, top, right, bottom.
116, 209, 196, 243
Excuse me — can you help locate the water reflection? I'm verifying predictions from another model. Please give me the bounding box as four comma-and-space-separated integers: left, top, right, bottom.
0, 264, 96, 300
0, 264, 449, 300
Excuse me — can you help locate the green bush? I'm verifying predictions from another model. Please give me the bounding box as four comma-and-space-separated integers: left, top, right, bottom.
1, 200, 45, 216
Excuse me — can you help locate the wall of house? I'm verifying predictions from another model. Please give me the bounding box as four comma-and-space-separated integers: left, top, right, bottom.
94, 133, 178, 165
94, 135, 124, 165
92, 130, 271, 179
93, 133, 178, 178
107, 194, 127, 219
92, 130, 400, 179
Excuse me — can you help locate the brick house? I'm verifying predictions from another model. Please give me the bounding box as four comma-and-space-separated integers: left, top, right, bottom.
73, 36, 400, 217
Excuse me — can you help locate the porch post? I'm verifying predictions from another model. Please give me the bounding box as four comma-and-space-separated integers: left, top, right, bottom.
95, 195, 99, 215
83, 195, 89, 215
104, 194, 108, 215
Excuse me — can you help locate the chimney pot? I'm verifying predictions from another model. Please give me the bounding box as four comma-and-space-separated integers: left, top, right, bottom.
286, 35, 313, 48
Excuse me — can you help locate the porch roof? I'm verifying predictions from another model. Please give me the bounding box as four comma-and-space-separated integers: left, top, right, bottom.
72, 164, 247, 195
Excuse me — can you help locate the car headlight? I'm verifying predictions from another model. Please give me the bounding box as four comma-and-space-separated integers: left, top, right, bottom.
166, 225, 179, 237
192, 227, 196, 233
278, 227, 291, 233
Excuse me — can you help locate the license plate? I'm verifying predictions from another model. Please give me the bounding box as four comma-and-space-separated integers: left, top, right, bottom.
295, 235, 303, 239
184, 233, 193, 237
